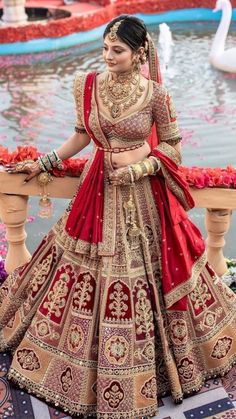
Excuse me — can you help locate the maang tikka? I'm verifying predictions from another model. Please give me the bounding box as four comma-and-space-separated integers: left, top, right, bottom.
108, 20, 123, 42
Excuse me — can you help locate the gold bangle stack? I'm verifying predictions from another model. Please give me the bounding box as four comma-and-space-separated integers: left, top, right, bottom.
130, 157, 161, 181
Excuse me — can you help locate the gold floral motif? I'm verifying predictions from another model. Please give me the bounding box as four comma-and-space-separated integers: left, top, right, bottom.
60, 367, 73, 392
72, 273, 95, 315
196, 308, 223, 332
43, 267, 72, 318
134, 284, 154, 339
35, 320, 51, 338
30, 253, 53, 294
211, 337, 233, 359
108, 282, 129, 320
141, 377, 157, 399
170, 319, 187, 345
67, 323, 84, 353
16, 349, 40, 371
103, 381, 124, 408
142, 342, 155, 362
190, 276, 212, 311
105, 335, 129, 365
177, 357, 194, 381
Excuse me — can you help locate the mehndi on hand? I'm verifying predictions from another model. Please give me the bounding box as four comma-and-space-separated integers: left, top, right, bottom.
108, 157, 161, 186
109, 166, 134, 186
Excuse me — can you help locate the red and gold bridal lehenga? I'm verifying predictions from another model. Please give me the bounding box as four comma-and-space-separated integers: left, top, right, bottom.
1, 70, 236, 419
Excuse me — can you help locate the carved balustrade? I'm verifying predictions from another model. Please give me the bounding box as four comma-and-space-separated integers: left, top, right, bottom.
0, 171, 235, 275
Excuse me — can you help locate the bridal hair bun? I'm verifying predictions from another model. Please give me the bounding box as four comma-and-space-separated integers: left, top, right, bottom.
103, 15, 148, 54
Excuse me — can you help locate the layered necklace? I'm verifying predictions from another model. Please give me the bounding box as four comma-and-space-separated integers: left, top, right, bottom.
98, 70, 145, 119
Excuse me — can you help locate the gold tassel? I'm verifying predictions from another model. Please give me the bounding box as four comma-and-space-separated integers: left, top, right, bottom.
123, 186, 143, 250
37, 172, 53, 218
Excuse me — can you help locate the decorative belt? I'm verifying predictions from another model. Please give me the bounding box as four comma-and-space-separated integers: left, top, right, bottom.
97, 142, 145, 153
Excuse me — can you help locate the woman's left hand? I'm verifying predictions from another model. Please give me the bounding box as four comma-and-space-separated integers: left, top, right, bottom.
109, 166, 133, 186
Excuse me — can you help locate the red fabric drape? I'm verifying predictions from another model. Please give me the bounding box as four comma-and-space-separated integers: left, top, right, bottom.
150, 149, 205, 310
65, 72, 104, 243
65, 72, 205, 310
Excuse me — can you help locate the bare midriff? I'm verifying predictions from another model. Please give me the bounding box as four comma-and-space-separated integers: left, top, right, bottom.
110, 141, 151, 169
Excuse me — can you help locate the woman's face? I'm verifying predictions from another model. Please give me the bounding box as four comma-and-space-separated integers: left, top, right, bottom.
103, 35, 135, 73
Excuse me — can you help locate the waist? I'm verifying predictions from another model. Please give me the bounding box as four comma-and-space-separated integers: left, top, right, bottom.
97, 142, 145, 154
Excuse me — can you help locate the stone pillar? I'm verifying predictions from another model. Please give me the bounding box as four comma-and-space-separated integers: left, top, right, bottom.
205, 208, 232, 277
2, 0, 28, 24
0, 193, 31, 273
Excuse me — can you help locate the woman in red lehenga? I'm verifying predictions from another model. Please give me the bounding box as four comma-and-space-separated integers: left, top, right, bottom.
2, 15, 236, 419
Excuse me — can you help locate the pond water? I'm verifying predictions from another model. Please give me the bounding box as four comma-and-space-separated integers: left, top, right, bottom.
0, 21, 236, 257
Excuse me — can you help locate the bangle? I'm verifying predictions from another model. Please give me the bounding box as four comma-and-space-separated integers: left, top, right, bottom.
149, 156, 161, 172
143, 158, 155, 175
130, 163, 143, 181
37, 150, 64, 172
38, 156, 48, 172
128, 166, 135, 183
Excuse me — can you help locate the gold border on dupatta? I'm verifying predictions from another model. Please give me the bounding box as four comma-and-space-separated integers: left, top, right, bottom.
164, 251, 207, 309
89, 76, 117, 256
156, 142, 193, 211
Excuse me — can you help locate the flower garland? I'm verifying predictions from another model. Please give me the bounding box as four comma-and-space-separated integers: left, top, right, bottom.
0, 144, 236, 188
0, 145, 86, 177
1, 0, 236, 43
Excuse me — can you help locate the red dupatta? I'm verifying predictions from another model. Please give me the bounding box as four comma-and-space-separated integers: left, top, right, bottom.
65, 72, 104, 244
66, 71, 206, 311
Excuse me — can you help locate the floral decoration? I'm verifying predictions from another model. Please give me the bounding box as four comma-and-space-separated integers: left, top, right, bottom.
1, 145, 236, 188
0, 145, 86, 177
0, 256, 7, 283
180, 166, 236, 189
1, 0, 236, 43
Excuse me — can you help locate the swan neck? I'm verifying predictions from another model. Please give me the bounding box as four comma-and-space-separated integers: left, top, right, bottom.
211, 3, 232, 55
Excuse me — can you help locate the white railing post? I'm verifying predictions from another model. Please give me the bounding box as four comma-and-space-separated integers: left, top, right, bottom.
205, 208, 232, 277
0, 193, 31, 273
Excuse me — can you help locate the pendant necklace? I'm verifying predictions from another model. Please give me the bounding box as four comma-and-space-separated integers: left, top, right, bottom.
98, 71, 145, 119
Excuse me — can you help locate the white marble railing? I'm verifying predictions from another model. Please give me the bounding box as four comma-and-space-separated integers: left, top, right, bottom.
0, 171, 235, 275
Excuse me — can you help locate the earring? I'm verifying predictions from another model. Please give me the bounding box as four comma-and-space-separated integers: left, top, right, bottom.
140, 52, 147, 65
133, 55, 141, 71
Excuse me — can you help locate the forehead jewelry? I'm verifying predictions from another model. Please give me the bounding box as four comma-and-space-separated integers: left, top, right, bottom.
108, 20, 123, 42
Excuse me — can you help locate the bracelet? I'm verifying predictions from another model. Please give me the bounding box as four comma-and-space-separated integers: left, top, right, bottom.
143, 158, 155, 175
37, 150, 64, 172
149, 156, 161, 172
130, 163, 143, 181
128, 166, 135, 183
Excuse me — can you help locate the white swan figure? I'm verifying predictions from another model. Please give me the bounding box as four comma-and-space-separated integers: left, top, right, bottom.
158, 23, 174, 68
210, 0, 236, 73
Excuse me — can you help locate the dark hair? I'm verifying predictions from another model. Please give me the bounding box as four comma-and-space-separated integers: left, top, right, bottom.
103, 15, 147, 52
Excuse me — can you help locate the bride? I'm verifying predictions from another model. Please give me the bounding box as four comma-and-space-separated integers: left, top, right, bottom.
2, 14, 236, 419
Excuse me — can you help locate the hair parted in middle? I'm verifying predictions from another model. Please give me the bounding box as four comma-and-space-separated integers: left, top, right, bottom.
103, 15, 148, 55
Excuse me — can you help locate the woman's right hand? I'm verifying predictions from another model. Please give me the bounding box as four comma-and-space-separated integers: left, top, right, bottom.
5, 160, 41, 183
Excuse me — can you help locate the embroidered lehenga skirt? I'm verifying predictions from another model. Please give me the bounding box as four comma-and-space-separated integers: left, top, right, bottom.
1, 170, 236, 419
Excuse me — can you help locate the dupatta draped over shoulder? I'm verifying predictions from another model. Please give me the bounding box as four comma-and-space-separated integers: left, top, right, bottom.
65, 72, 206, 311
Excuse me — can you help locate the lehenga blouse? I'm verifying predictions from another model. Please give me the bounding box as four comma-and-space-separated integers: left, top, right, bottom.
74, 73, 182, 149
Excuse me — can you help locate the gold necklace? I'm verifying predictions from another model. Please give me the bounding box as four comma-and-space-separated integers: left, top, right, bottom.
98, 71, 145, 119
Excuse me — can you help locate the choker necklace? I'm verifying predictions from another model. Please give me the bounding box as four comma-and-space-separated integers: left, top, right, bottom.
98, 71, 145, 119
